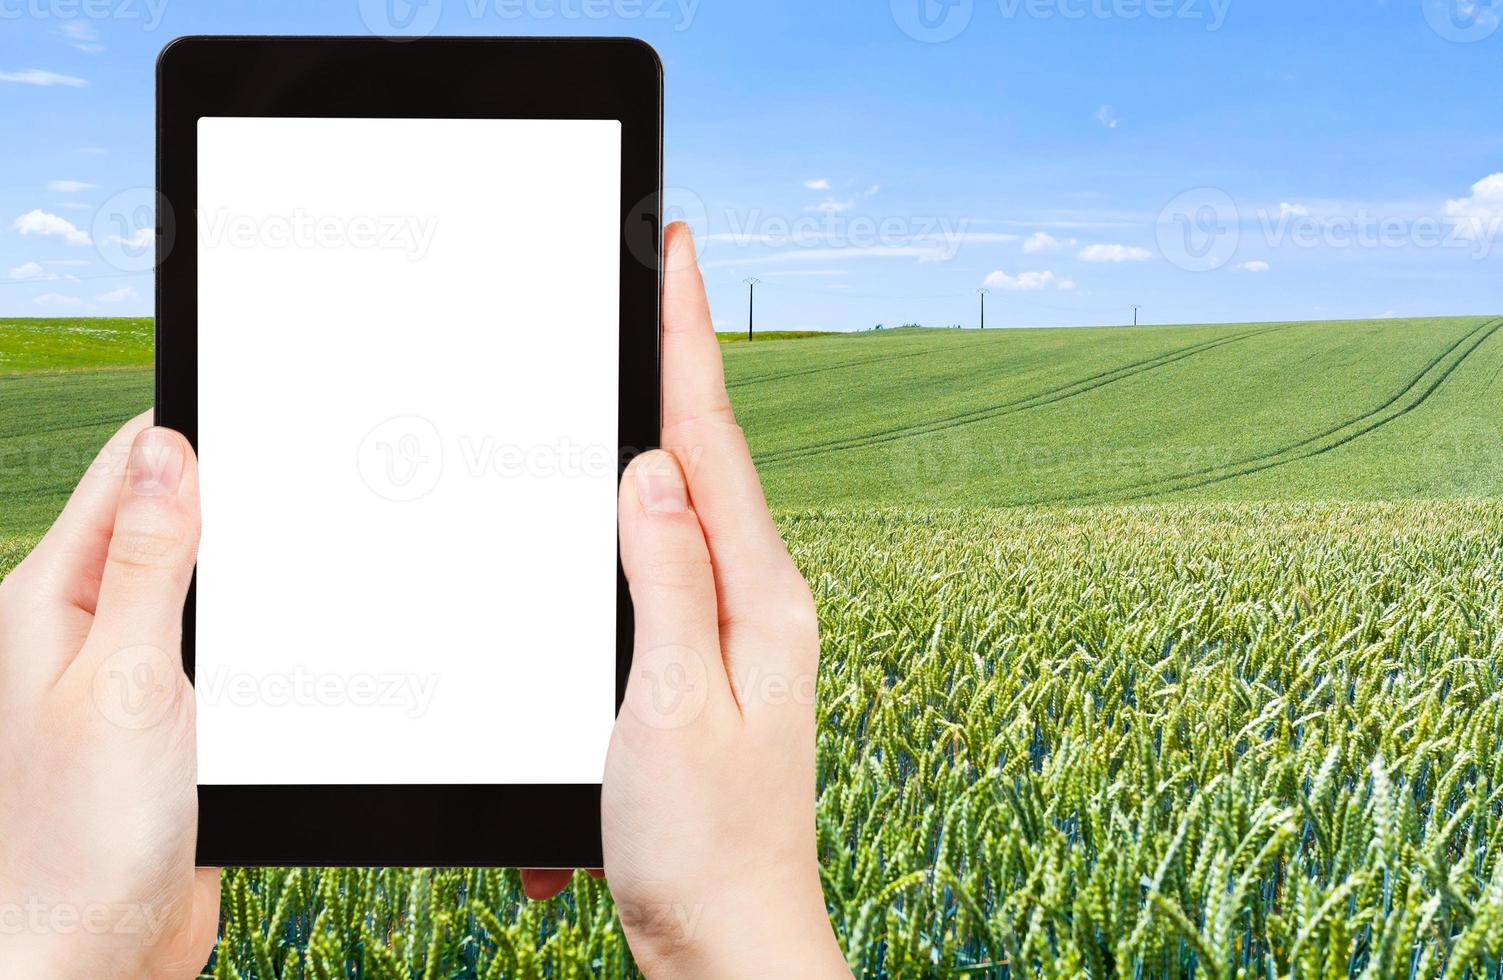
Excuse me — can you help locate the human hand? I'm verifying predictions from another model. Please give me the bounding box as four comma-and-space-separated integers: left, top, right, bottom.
522, 222, 849, 978
0, 416, 219, 979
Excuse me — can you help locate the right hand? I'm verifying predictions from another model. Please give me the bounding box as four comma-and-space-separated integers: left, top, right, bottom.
523, 222, 849, 978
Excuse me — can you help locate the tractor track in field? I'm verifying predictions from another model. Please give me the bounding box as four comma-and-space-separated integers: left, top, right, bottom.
754, 326, 1282, 467
1043, 316, 1503, 506
0, 416, 141, 440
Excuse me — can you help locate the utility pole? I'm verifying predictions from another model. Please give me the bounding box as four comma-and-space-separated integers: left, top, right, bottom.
1132, 304, 1142, 327
744, 277, 760, 342
978, 288, 989, 330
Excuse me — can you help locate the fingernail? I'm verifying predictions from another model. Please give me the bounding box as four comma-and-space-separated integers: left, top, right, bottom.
635, 455, 689, 514
129, 428, 185, 497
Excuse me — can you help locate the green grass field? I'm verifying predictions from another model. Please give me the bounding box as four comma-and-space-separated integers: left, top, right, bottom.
727, 317, 1503, 507
3, 316, 1503, 978
0, 318, 153, 538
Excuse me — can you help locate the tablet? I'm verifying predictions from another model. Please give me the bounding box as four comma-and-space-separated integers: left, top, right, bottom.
156, 36, 662, 868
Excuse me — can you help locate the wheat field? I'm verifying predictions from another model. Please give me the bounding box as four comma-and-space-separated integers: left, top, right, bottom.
209, 503, 1503, 978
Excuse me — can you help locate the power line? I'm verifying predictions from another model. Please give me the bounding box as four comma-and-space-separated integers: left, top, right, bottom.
743, 277, 760, 342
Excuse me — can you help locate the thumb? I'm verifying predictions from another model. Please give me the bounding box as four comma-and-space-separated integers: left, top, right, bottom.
69, 427, 200, 689
617, 450, 736, 731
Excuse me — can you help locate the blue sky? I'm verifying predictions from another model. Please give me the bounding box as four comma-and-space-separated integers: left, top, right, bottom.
2, 0, 1501, 329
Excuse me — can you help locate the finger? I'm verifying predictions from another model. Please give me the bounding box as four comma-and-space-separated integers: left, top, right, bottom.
520, 869, 574, 901
0, 412, 152, 693
67, 427, 200, 677
618, 450, 738, 725
658, 223, 818, 688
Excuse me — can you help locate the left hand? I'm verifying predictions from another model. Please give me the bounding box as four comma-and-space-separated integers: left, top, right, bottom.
0, 414, 220, 979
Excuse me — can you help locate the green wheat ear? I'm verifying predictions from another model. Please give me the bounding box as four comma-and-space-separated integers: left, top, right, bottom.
206, 503, 1503, 979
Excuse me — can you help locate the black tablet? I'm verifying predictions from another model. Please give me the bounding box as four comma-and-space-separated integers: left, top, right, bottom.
156, 36, 662, 868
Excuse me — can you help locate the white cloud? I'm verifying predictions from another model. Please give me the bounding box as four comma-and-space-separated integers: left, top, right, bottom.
864, 184, 881, 197
1279, 202, 1310, 219
803, 178, 831, 190
1024, 231, 1076, 253
97, 286, 136, 303
12, 209, 91, 246
109, 227, 153, 250
46, 259, 91, 266
8, 261, 56, 281
33, 292, 85, 308
1096, 105, 1119, 129
983, 269, 1076, 291
1238, 260, 1271, 273
1079, 243, 1152, 263
805, 197, 854, 215
48, 180, 96, 193
0, 68, 87, 87
57, 21, 104, 53
1444, 172, 1503, 240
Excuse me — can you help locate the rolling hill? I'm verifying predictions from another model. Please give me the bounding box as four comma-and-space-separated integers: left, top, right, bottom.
726, 316, 1503, 508
2, 314, 1500, 544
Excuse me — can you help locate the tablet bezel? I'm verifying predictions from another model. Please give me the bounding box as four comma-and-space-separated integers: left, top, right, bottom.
157, 36, 662, 868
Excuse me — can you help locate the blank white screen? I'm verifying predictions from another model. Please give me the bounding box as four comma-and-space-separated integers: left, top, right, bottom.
195, 117, 622, 785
